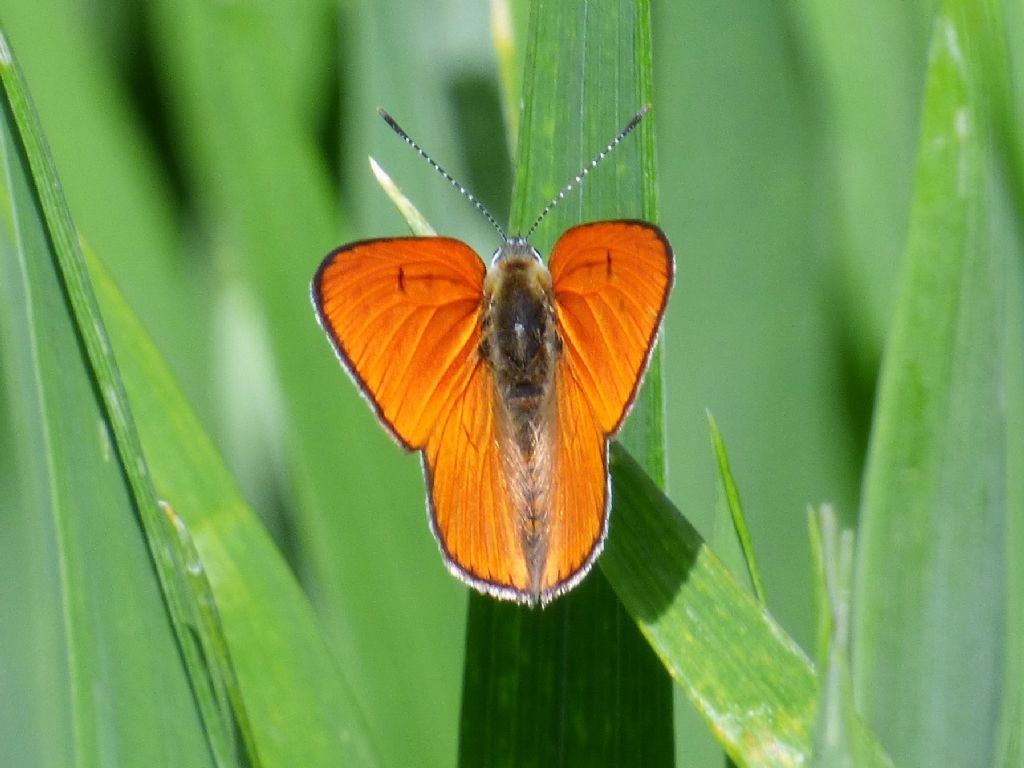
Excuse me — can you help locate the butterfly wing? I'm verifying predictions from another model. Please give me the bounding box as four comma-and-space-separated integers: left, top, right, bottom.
549, 220, 674, 433
314, 236, 530, 596
541, 220, 674, 597
424, 359, 533, 597
313, 237, 486, 449
536, 364, 610, 596
313, 222, 674, 604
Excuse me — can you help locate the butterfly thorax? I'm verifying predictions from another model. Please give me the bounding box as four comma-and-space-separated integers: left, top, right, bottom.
481, 246, 562, 591
481, 251, 560, 424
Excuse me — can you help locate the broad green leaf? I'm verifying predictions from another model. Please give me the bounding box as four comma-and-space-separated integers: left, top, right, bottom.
985, 5, 1024, 764
87, 251, 381, 767
998, 253, 1024, 766
603, 446, 894, 767
0, 30, 213, 768
852, 1, 1009, 766
459, 1, 674, 766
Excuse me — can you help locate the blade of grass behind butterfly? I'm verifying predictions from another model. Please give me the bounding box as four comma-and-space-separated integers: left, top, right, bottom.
489, 0, 525, 156
0, 30, 218, 767
458, 1, 674, 766
989, 1, 1024, 761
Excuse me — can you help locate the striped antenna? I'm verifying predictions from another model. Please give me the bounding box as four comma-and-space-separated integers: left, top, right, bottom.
523, 104, 650, 241
378, 108, 508, 242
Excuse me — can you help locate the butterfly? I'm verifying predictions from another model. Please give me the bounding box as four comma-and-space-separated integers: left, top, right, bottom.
312, 108, 673, 605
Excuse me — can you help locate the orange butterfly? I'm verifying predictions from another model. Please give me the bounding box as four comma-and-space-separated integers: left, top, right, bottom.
312, 109, 673, 605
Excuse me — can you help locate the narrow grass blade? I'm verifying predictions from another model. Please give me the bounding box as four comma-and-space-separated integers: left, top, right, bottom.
368, 156, 436, 236
489, 0, 521, 153
708, 411, 767, 603
459, 1, 674, 765
807, 509, 830, 675
160, 499, 260, 765
0, 30, 216, 767
808, 506, 867, 768
852, 1, 1008, 765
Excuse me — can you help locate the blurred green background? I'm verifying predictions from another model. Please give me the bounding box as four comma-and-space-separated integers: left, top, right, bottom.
1, 0, 1019, 765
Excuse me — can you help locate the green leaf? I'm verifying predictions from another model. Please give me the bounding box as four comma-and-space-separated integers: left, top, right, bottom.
87, 250, 382, 767
852, 1, 1009, 765
459, 1, 674, 766
998, 253, 1024, 766
603, 446, 894, 767
605, 445, 812, 765
489, 0, 525, 155
368, 154, 437, 237
808, 506, 868, 768
708, 411, 767, 603
0, 29, 213, 768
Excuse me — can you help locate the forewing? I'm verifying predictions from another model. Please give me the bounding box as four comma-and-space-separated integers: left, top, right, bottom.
312, 237, 485, 449
548, 220, 674, 433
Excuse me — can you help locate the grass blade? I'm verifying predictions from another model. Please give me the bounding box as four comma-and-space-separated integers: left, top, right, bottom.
603, 446, 894, 767
808, 506, 867, 768
852, 1, 1009, 765
0, 29, 216, 767
87, 250, 382, 767
998, 253, 1024, 766
459, 1, 674, 765
489, 0, 523, 154
708, 411, 767, 603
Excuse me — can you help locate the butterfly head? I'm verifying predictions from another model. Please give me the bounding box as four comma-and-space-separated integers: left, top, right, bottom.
491, 236, 543, 267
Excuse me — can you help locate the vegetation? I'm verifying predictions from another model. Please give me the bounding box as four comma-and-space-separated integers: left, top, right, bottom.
0, 0, 1018, 765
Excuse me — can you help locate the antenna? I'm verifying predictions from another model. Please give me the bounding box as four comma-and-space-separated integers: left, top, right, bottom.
379, 105, 652, 245
378, 108, 508, 242
523, 104, 650, 241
